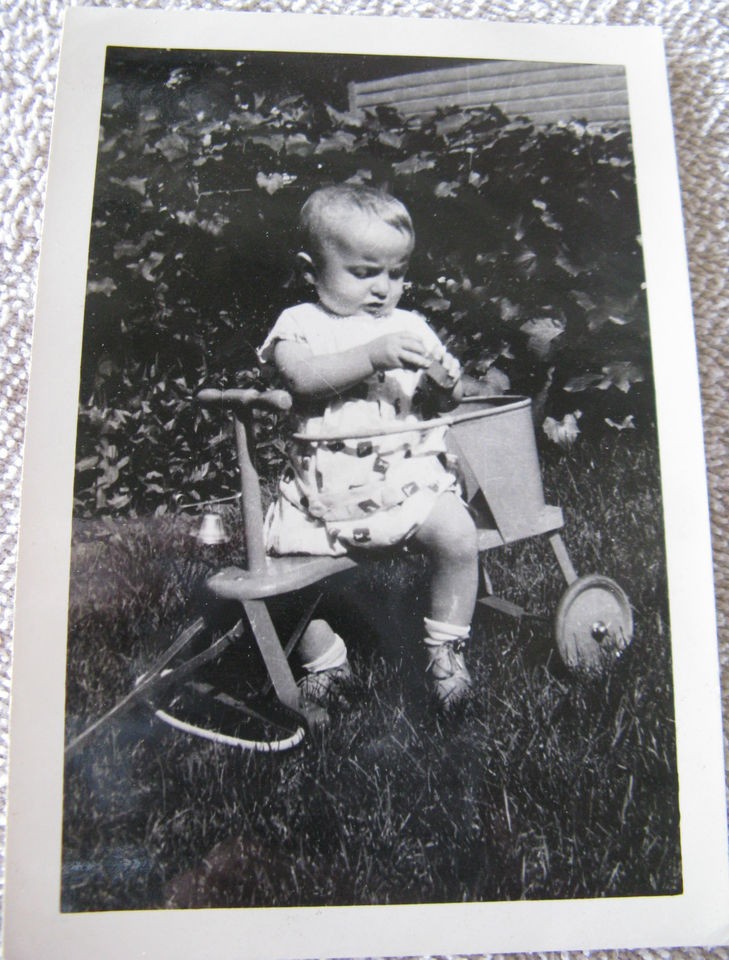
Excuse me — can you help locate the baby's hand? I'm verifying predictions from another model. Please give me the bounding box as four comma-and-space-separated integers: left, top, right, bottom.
368, 332, 430, 371
440, 350, 462, 382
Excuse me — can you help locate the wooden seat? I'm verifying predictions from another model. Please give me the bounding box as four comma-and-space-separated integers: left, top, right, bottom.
206, 554, 358, 602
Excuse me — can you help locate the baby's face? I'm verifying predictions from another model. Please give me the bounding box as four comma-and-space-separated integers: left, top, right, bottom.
310, 213, 413, 318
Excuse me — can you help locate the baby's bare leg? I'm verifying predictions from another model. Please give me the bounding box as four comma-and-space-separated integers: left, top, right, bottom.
413, 492, 479, 626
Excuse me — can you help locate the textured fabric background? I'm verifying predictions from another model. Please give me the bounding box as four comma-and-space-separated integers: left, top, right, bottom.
1, 0, 727, 954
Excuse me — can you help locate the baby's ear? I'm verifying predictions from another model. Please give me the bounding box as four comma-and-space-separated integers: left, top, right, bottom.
296, 251, 317, 287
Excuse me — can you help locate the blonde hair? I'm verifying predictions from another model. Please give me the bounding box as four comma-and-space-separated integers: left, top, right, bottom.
299, 185, 414, 262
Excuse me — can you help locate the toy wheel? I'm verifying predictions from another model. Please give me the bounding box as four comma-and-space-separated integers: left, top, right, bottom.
148, 607, 307, 752
554, 574, 633, 677
155, 684, 306, 753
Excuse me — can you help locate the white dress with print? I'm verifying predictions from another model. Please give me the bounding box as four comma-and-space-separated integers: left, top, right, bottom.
259, 302, 457, 557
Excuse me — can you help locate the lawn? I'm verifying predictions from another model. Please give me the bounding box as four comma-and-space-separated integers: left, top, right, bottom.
61, 431, 680, 911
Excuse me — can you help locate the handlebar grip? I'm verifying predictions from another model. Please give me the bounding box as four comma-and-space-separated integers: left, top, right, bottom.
196, 387, 292, 413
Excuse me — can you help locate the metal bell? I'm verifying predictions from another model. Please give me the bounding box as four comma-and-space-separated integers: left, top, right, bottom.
195, 511, 229, 545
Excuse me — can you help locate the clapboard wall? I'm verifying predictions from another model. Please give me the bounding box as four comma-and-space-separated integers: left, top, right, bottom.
348, 61, 629, 125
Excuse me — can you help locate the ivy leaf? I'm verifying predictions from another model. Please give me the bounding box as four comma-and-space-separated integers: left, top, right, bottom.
106, 492, 132, 509
378, 130, 405, 149
196, 213, 229, 237
514, 246, 538, 277
564, 120, 587, 139
445, 276, 470, 293
597, 362, 644, 393
99, 132, 121, 155
113, 231, 157, 260
145, 482, 166, 494
422, 296, 451, 312
99, 462, 120, 488
466, 285, 490, 305
480, 366, 510, 394
564, 373, 604, 392
392, 154, 436, 175
543, 411, 582, 449
155, 133, 189, 162
233, 109, 267, 131
434, 181, 459, 198
605, 156, 632, 168
605, 415, 636, 430
189, 463, 211, 482
572, 290, 595, 308
586, 299, 634, 332
555, 249, 582, 277
256, 171, 297, 194
325, 104, 366, 128
314, 130, 358, 154
345, 169, 373, 185
498, 298, 521, 322
110, 176, 147, 196
532, 198, 562, 231
435, 112, 471, 138
284, 133, 313, 156
520, 317, 565, 357
250, 133, 285, 154
86, 278, 117, 297
127, 251, 165, 282
586, 308, 611, 332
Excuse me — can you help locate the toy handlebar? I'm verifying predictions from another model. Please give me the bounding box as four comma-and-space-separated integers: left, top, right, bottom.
196, 387, 293, 573
196, 387, 292, 415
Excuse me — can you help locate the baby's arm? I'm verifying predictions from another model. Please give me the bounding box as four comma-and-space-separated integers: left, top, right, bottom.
274, 333, 430, 398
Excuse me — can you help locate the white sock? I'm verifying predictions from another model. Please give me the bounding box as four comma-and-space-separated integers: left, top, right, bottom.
423, 617, 470, 648
300, 629, 348, 674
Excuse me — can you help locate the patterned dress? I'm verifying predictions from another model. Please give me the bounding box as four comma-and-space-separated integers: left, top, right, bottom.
259, 302, 458, 557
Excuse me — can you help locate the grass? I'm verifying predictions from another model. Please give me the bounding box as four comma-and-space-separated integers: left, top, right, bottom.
61, 432, 681, 911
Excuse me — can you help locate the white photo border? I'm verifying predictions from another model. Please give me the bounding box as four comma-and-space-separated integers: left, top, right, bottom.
4, 8, 728, 958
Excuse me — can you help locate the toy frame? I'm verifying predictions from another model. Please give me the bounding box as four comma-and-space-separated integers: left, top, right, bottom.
65, 389, 632, 755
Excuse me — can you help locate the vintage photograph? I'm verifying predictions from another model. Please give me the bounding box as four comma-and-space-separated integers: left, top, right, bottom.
60, 40, 682, 914
5, 8, 728, 959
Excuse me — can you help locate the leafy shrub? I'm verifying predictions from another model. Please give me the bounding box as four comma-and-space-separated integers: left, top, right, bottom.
76, 54, 651, 516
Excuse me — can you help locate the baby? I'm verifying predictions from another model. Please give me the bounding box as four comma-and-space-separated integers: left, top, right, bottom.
258, 184, 479, 709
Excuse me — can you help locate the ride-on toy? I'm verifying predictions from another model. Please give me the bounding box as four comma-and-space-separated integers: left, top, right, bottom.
65, 387, 632, 756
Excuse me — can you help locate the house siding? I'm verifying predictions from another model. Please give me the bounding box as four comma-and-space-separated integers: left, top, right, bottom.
348, 61, 629, 124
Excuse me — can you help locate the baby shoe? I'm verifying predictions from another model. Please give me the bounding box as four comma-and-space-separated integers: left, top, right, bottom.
425, 641, 472, 709
298, 660, 352, 707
